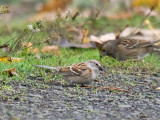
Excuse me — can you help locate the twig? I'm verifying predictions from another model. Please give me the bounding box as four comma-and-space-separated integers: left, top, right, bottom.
127, 7, 154, 37
0, 44, 8, 49
72, 11, 79, 21
97, 87, 128, 92
81, 86, 128, 92
145, 19, 160, 39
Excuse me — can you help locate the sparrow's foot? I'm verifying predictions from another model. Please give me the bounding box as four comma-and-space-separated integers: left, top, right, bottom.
94, 79, 100, 82
80, 84, 93, 88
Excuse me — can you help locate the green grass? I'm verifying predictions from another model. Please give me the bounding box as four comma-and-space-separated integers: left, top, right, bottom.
0, 48, 159, 78
0, 14, 160, 96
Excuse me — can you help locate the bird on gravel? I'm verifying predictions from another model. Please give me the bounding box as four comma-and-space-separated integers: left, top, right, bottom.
34, 60, 105, 85
96, 38, 160, 61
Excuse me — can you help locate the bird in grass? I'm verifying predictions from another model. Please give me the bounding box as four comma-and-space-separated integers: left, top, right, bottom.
34, 60, 105, 85
96, 38, 160, 61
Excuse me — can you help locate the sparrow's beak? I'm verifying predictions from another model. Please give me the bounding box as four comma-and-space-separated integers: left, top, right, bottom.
99, 66, 106, 75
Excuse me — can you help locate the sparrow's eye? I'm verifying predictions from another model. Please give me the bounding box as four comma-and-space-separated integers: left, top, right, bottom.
99, 66, 103, 71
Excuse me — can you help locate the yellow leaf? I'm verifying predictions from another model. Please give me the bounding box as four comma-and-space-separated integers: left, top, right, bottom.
133, 0, 160, 10
0, 57, 23, 63
82, 29, 89, 43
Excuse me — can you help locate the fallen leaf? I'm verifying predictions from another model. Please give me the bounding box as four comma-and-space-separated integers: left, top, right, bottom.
2, 68, 19, 77
82, 29, 89, 43
0, 56, 12, 62
11, 57, 23, 62
22, 42, 40, 54
22, 42, 33, 53
41, 45, 61, 56
22, 42, 33, 47
0, 57, 23, 63
22, 42, 61, 55
33, 48, 40, 54
90, 33, 116, 44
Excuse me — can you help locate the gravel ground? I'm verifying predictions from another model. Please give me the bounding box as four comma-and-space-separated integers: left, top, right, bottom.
0, 72, 160, 120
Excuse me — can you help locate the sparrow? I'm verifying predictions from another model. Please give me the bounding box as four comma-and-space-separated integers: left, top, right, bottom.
96, 38, 160, 61
34, 60, 105, 84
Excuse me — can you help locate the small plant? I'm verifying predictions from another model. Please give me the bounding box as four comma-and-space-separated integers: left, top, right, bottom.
0, 5, 10, 14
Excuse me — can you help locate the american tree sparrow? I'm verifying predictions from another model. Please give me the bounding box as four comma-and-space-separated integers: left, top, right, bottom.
97, 38, 160, 61
34, 60, 105, 84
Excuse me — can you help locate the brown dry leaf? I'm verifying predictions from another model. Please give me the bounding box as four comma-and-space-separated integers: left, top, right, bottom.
0, 57, 23, 63
22, 42, 61, 55
41, 45, 61, 56
22, 42, 33, 47
2, 68, 19, 77
22, 42, 40, 54
33, 48, 40, 54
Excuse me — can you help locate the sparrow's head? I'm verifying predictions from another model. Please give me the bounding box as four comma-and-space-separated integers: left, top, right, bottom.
96, 40, 116, 58
86, 60, 105, 75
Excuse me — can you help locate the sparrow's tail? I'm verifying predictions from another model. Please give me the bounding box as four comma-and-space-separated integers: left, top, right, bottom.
34, 65, 60, 71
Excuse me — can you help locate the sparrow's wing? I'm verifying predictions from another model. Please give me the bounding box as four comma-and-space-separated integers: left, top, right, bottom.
119, 38, 157, 49
59, 62, 89, 76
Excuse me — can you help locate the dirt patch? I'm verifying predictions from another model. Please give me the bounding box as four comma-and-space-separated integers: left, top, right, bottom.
0, 72, 160, 120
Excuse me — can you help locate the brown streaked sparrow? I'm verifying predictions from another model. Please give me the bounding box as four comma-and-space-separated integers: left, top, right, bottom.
96, 38, 160, 61
34, 60, 105, 84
